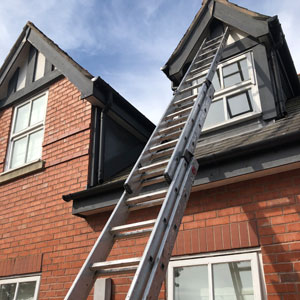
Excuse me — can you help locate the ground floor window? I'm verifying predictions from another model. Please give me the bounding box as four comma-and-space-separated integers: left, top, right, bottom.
168, 252, 264, 300
0, 276, 40, 300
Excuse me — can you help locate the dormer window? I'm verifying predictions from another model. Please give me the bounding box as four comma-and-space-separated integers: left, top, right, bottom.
6, 92, 48, 170
193, 51, 261, 130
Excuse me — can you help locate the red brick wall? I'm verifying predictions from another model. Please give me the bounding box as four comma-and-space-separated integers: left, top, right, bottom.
94, 169, 300, 300
0, 78, 299, 300
0, 78, 98, 299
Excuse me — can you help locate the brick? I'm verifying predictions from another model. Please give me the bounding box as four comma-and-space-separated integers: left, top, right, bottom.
264, 263, 293, 274
206, 227, 214, 251
199, 228, 207, 252
231, 223, 240, 248
191, 229, 200, 253
214, 226, 223, 251
239, 222, 249, 247
222, 224, 231, 249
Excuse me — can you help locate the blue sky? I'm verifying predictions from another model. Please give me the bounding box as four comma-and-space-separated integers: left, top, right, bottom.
0, 0, 299, 124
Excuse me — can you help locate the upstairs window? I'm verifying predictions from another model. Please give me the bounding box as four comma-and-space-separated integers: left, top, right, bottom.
6, 92, 48, 170
193, 52, 260, 130
0, 276, 40, 300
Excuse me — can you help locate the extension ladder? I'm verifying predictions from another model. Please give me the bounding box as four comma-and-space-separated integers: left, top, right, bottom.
65, 27, 229, 300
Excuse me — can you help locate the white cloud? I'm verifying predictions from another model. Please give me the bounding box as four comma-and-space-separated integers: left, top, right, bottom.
0, 0, 299, 125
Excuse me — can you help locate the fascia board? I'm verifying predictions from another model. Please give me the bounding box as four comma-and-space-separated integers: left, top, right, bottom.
167, 1, 214, 78
0, 27, 30, 86
213, 1, 269, 38
27, 28, 94, 98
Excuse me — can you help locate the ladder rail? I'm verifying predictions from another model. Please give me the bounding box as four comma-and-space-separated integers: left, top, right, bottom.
164, 26, 230, 181
65, 27, 230, 300
124, 37, 208, 194
64, 191, 130, 300
142, 158, 198, 299
125, 157, 198, 299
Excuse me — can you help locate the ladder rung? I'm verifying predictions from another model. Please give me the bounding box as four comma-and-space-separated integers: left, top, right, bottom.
190, 62, 211, 74
158, 121, 186, 135
157, 130, 181, 142
198, 47, 218, 58
115, 228, 153, 240
98, 266, 138, 275
149, 139, 178, 152
202, 40, 220, 50
91, 257, 141, 271
138, 159, 169, 173
129, 198, 165, 211
185, 73, 205, 84
141, 175, 166, 187
126, 189, 168, 205
150, 147, 174, 160
194, 54, 215, 65
205, 34, 223, 44
178, 82, 203, 94
173, 94, 197, 106
111, 219, 156, 233
142, 169, 165, 180
165, 106, 192, 119
162, 114, 189, 127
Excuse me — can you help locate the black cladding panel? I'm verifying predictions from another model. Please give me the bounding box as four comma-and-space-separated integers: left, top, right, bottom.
102, 114, 144, 181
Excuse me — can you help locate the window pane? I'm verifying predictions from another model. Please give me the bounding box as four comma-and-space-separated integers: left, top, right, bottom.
30, 95, 47, 126
227, 91, 252, 117
16, 282, 36, 300
27, 130, 43, 163
213, 261, 254, 300
10, 136, 27, 169
203, 100, 225, 128
14, 103, 30, 133
240, 59, 250, 81
223, 59, 249, 88
174, 265, 208, 300
224, 73, 242, 88
0, 283, 16, 300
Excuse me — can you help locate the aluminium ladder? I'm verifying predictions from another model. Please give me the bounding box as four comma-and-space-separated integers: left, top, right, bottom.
65, 27, 229, 300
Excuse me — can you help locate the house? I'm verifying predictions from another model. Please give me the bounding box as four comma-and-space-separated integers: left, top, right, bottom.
0, 0, 300, 299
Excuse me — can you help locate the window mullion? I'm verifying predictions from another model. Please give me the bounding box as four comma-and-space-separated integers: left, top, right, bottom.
28, 99, 34, 128
24, 134, 30, 164
12, 282, 19, 300
208, 262, 214, 300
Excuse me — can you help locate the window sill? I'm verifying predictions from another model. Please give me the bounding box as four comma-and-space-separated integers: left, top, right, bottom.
0, 160, 45, 184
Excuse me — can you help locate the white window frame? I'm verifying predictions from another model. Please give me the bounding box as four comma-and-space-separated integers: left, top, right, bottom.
0, 275, 40, 300
167, 252, 264, 300
194, 51, 261, 131
5, 91, 48, 171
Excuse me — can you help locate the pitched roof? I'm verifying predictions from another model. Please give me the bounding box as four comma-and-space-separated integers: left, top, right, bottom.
0, 21, 154, 141
167, 0, 269, 69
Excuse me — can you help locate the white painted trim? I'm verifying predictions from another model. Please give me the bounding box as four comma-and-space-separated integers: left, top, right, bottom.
167, 250, 265, 300
6, 90, 48, 171
0, 275, 41, 300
